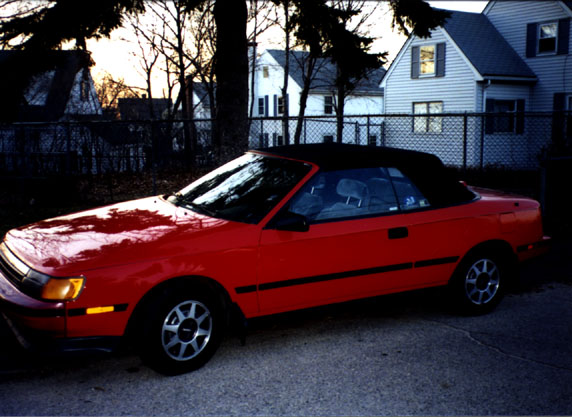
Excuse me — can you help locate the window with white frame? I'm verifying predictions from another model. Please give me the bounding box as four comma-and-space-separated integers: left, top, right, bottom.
263, 66, 269, 78
419, 45, 436, 76
411, 43, 445, 78
258, 98, 265, 116
413, 102, 443, 133
278, 96, 286, 115
538, 22, 558, 54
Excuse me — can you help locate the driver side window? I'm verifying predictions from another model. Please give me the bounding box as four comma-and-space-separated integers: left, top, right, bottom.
289, 166, 430, 222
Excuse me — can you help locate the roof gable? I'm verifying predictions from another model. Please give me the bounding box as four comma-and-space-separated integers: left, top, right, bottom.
265, 49, 385, 95
0, 50, 93, 121
442, 10, 536, 80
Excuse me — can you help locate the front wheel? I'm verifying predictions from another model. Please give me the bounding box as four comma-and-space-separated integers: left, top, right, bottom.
449, 251, 509, 315
140, 285, 224, 375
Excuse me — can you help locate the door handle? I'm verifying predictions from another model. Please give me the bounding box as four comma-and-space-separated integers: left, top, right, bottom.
388, 227, 408, 239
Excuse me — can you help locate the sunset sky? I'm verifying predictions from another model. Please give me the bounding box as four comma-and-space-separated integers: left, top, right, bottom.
87, 1, 487, 97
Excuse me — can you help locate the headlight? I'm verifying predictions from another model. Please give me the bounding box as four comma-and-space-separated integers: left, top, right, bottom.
22, 270, 85, 301
1, 242, 84, 301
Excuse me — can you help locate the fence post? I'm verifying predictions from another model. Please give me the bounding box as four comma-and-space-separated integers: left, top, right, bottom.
462, 112, 468, 173
151, 120, 157, 195
66, 122, 72, 175
480, 113, 485, 170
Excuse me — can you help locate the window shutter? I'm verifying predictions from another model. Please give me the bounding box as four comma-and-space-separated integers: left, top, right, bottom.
485, 99, 495, 134
526, 23, 537, 58
557, 19, 570, 55
436, 43, 446, 77
273, 95, 278, 116
516, 99, 525, 134
554, 92, 566, 111
264, 95, 269, 117
411, 46, 420, 79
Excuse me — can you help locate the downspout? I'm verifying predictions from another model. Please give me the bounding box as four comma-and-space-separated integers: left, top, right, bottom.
480, 79, 492, 169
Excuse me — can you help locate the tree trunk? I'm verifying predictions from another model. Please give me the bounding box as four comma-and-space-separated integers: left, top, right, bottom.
336, 86, 345, 143
213, 0, 249, 162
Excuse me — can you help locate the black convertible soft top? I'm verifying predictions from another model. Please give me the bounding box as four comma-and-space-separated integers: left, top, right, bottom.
254, 143, 476, 207
255, 143, 442, 171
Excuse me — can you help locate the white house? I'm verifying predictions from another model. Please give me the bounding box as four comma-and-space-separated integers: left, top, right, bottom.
381, 0, 572, 168
249, 49, 386, 147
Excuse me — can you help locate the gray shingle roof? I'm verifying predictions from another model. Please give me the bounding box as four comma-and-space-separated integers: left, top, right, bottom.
443, 10, 536, 79
0, 50, 94, 121
266, 49, 385, 95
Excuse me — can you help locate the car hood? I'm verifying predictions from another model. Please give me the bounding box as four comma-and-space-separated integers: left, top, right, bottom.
4, 196, 248, 276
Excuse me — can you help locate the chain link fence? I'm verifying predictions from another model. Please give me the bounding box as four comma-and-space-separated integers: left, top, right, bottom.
0, 112, 569, 178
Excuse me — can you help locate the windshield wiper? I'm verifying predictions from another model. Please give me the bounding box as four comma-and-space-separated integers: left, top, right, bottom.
167, 192, 217, 217
180, 199, 217, 217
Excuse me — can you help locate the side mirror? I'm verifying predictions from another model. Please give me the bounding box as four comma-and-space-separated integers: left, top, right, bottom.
272, 211, 310, 232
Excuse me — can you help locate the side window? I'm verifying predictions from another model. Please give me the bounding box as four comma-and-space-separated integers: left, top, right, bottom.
290, 166, 431, 222
387, 168, 430, 210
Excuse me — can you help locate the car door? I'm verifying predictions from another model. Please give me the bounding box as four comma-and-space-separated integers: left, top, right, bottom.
256, 166, 445, 315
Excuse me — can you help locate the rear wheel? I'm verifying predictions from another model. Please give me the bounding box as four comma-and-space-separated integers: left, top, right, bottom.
140, 285, 224, 375
450, 251, 509, 315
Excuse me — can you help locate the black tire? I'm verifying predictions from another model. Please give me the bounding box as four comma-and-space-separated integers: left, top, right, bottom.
449, 250, 509, 315
140, 284, 225, 375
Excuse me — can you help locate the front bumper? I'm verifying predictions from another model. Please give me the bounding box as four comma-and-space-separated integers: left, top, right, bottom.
0, 266, 66, 348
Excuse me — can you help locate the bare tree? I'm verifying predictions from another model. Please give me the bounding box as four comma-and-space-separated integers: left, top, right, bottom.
280, 0, 292, 145
95, 71, 139, 119
126, 14, 162, 118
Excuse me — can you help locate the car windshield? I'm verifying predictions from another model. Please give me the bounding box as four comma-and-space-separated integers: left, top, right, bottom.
168, 153, 311, 224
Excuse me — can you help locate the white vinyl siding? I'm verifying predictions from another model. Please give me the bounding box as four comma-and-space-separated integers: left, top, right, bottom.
383, 29, 478, 114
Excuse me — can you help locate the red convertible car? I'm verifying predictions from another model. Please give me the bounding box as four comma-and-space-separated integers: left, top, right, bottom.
0, 144, 548, 374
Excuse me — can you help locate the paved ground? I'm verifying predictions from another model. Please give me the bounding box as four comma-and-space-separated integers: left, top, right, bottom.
0, 238, 571, 416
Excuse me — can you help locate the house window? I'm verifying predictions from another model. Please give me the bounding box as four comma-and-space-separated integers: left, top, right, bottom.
492, 100, 516, 133
278, 96, 285, 115
527, 19, 570, 57
80, 78, 90, 101
263, 66, 269, 78
485, 99, 525, 134
538, 22, 558, 54
420, 45, 435, 75
258, 98, 265, 116
324, 96, 334, 114
411, 43, 445, 78
413, 102, 443, 133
